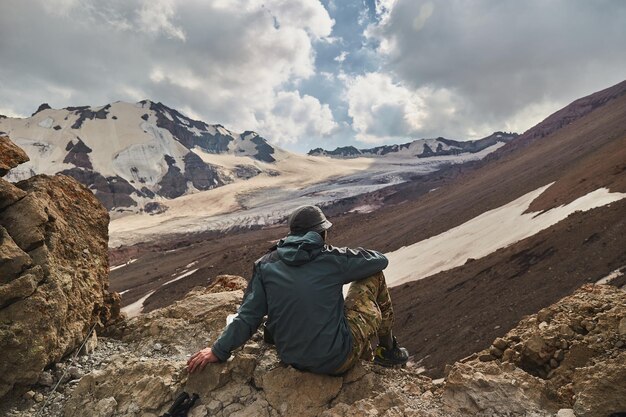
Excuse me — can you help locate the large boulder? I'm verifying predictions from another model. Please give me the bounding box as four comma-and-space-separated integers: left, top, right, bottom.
0, 137, 119, 398
442, 284, 626, 416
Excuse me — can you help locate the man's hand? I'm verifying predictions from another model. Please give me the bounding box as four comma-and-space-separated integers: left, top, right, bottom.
187, 347, 220, 373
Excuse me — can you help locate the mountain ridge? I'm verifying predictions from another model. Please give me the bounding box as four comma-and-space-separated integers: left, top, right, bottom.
0, 100, 282, 211
308, 131, 518, 158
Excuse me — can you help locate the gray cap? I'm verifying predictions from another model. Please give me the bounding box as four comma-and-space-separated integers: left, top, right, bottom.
288, 205, 332, 234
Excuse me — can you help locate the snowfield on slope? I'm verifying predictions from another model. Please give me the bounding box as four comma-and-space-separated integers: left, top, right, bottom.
383, 184, 626, 287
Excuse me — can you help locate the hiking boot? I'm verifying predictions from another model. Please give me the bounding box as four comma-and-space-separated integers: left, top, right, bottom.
373, 337, 409, 367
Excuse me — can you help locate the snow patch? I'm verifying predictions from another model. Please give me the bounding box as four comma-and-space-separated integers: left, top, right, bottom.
121, 290, 154, 318
37, 117, 54, 129
162, 268, 199, 287
385, 185, 626, 287
217, 126, 231, 136
188, 126, 205, 137
596, 268, 625, 285
110, 258, 137, 271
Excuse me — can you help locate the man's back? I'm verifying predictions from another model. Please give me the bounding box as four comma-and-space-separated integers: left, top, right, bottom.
212, 231, 388, 374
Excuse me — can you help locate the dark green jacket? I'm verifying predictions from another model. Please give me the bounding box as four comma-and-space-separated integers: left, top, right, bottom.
211, 231, 388, 374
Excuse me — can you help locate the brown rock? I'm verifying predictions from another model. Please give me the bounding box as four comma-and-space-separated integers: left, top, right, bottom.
0, 178, 26, 210
442, 361, 556, 415
208, 274, 248, 293
558, 324, 575, 339
572, 351, 626, 416
63, 356, 185, 417
0, 135, 29, 177
262, 365, 343, 417
0, 226, 33, 283
489, 345, 504, 358
0, 173, 118, 398
493, 337, 509, 351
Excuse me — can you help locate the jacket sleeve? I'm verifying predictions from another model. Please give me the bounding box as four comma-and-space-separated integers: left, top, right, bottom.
211, 265, 267, 361
339, 247, 389, 284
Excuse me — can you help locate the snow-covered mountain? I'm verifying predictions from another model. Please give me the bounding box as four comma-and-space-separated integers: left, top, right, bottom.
308, 132, 518, 158
0, 100, 281, 210
1, 101, 517, 217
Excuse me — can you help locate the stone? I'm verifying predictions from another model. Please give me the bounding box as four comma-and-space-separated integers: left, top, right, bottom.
95, 397, 117, 417
67, 366, 83, 380
571, 351, 626, 417
556, 409, 576, 417
23, 390, 35, 400
619, 317, 626, 336
208, 275, 248, 293
0, 135, 29, 176
0, 226, 33, 284
489, 345, 504, 358
493, 337, 508, 351
109, 287, 243, 355
0, 178, 26, 211
63, 356, 185, 417
230, 399, 270, 417
0, 169, 119, 398
559, 324, 575, 339
38, 371, 54, 387
34, 392, 44, 402
262, 365, 343, 417
442, 362, 555, 415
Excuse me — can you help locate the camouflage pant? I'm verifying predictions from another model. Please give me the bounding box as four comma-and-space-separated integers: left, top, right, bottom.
332, 271, 394, 374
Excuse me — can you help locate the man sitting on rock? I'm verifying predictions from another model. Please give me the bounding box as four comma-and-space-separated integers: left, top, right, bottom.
187, 205, 409, 374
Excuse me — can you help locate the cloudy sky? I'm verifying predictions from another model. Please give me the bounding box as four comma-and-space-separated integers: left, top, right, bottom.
1, 0, 625, 152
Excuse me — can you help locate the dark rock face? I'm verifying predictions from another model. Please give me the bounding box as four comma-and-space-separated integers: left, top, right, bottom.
68, 104, 111, 129
157, 153, 224, 199
63, 138, 93, 170
146, 101, 230, 154
144, 202, 168, 215
309, 145, 362, 157
234, 164, 262, 179
248, 132, 276, 163
147, 101, 276, 162
31, 103, 51, 116
60, 168, 137, 210
0, 137, 119, 398
183, 152, 224, 191
158, 156, 188, 199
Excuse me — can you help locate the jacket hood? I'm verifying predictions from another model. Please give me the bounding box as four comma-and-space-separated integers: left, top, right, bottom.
277, 231, 324, 266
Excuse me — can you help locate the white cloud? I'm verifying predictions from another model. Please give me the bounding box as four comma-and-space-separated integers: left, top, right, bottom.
138, 0, 186, 41
345, 72, 427, 143
257, 91, 338, 144
366, 0, 626, 139
334, 51, 348, 63
0, 0, 336, 146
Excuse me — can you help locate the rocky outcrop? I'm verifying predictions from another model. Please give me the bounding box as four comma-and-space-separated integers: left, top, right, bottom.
64, 276, 443, 417
0, 137, 119, 398
442, 284, 626, 416
0, 135, 29, 176
4, 272, 623, 416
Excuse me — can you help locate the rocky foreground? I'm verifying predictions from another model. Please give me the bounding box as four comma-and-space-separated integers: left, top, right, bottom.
1, 135, 625, 416
1, 278, 624, 417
